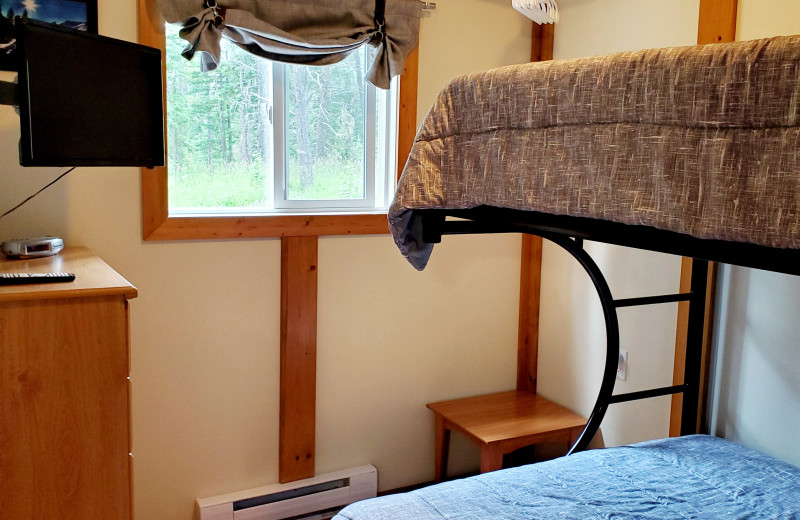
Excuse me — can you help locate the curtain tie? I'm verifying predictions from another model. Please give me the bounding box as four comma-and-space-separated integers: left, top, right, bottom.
203, 0, 225, 27
372, 0, 386, 43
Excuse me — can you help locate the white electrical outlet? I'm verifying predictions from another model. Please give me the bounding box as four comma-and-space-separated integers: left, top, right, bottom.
617, 350, 628, 381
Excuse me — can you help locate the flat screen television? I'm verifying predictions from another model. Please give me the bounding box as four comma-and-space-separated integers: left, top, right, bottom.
14, 18, 165, 167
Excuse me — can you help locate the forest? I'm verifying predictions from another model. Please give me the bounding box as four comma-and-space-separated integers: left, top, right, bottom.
165, 25, 372, 210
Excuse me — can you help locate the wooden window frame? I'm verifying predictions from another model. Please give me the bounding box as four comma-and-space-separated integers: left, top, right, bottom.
669, 0, 736, 436
137, 0, 418, 241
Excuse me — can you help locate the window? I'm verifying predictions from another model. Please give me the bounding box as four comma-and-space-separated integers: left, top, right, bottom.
165, 25, 397, 216
138, 3, 418, 240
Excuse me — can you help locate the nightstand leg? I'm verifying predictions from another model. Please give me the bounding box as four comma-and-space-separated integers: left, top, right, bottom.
570, 426, 582, 450
434, 415, 450, 482
480, 444, 504, 473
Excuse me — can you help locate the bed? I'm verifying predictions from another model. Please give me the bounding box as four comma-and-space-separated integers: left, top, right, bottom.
336, 436, 800, 519
336, 35, 800, 519
389, 35, 800, 274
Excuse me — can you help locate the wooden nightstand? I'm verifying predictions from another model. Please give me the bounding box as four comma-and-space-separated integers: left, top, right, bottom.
427, 390, 586, 481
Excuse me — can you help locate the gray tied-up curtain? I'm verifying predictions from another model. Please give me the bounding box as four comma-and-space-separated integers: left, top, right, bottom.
157, 0, 423, 89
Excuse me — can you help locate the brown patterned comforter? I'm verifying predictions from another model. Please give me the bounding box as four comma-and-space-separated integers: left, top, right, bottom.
389, 36, 800, 270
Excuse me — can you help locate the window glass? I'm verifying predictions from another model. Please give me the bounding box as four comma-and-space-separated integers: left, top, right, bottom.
164, 25, 395, 215
284, 59, 367, 201
165, 24, 273, 210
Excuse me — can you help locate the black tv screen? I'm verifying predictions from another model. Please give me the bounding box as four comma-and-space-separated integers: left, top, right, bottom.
15, 18, 165, 167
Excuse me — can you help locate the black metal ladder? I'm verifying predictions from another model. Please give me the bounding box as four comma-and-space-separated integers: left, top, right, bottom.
423, 213, 710, 453
547, 234, 709, 454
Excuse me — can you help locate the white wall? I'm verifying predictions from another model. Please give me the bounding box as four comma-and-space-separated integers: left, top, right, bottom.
537, 0, 699, 448
708, 0, 800, 468
0, 1, 530, 518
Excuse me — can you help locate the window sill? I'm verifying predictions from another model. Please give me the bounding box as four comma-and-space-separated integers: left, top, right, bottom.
169, 208, 390, 218
143, 213, 390, 241
143, 161, 393, 241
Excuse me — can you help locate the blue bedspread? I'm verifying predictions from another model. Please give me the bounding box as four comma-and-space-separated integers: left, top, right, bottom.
334, 435, 800, 519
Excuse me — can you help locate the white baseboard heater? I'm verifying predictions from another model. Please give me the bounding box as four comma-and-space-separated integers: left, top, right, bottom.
196, 465, 377, 520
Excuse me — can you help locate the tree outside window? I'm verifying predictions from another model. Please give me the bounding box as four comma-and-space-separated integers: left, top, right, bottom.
165, 24, 396, 215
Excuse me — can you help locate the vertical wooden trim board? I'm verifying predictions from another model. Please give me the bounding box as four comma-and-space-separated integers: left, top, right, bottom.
397, 45, 419, 181
517, 235, 543, 392
279, 236, 319, 483
669, 257, 693, 436
517, 22, 553, 393
531, 22, 555, 62
670, 260, 718, 436
137, 0, 169, 240
670, 0, 737, 436
697, 263, 719, 433
697, 0, 738, 44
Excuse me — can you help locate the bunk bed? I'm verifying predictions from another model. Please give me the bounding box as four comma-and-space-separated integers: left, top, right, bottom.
335, 34, 800, 519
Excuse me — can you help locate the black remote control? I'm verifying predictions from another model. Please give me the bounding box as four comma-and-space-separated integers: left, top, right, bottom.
0, 272, 76, 286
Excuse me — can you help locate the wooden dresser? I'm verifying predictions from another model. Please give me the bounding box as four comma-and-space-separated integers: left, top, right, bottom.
0, 247, 137, 519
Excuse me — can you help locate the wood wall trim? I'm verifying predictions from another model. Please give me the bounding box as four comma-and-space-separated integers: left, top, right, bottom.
517, 234, 543, 392
279, 236, 318, 483
137, 0, 418, 241
670, 0, 737, 436
143, 213, 391, 241
517, 22, 553, 393
697, 262, 719, 433
669, 257, 693, 437
697, 0, 738, 44
138, 0, 169, 240
531, 22, 555, 62
398, 45, 419, 182
670, 260, 719, 436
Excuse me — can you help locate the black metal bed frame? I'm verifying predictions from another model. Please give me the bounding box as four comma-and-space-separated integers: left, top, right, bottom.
412, 205, 800, 454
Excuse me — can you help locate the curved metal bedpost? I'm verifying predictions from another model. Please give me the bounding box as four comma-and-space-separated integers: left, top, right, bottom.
541, 234, 620, 455
417, 209, 705, 452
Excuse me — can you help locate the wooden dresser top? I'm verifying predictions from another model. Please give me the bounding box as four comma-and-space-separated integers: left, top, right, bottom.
0, 247, 137, 302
